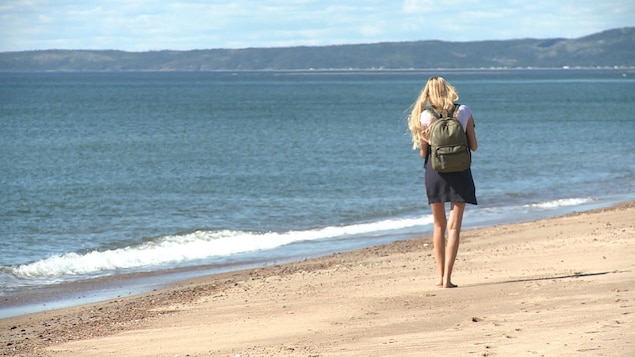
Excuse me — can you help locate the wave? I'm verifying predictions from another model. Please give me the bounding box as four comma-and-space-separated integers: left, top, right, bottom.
522, 197, 596, 209
4, 196, 600, 286
6, 215, 434, 282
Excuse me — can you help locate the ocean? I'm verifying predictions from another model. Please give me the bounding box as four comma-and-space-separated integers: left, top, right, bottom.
1, 69, 634, 318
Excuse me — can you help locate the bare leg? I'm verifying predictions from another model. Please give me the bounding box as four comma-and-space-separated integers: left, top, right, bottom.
444, 202, 466, 288
430, 203, 447, 286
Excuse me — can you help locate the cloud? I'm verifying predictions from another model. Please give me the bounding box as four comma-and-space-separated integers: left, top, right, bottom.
402, 0, 635, 42
0, 0, 633, 51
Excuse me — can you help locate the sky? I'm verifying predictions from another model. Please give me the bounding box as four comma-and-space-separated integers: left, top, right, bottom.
1, 0, 634, 52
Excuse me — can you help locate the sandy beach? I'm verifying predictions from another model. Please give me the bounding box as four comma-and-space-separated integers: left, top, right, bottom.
2, 201, 633, 357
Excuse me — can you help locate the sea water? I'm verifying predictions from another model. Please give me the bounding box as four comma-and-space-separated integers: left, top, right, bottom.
1, 69, 634, 316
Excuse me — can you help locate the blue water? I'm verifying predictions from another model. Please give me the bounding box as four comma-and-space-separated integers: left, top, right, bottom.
1, 69, 634, 316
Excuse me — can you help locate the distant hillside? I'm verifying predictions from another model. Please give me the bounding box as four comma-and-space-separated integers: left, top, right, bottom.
1, 27, 633, 72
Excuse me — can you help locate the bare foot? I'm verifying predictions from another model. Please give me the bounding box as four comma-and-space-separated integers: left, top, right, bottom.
443, 282, 458, 288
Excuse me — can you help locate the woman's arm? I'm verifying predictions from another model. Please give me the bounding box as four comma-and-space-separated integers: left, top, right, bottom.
466, 116, 478, 152
419, 142, 428, 159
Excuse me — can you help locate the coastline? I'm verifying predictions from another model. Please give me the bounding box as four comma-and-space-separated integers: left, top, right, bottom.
2, 201, 633, 356
2, 196, 626, 321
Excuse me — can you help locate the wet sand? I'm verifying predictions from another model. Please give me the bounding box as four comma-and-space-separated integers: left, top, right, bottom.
2, 201, 634, 356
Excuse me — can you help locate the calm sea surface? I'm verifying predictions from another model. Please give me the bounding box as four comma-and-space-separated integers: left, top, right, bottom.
1, 69, 634, 316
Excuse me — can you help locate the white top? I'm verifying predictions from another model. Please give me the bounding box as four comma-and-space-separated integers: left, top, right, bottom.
420, 104, 472, 131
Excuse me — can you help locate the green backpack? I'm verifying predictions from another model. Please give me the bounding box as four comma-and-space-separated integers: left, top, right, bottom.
426, 104, 471, 173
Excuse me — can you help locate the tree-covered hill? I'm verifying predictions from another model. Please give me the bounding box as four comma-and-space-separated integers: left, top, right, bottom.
1, 27, 633, 72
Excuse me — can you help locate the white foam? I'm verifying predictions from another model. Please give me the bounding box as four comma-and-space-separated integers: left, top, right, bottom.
10, 215, 434, 280
10, 198, 600, 282
523, 197, 595, 209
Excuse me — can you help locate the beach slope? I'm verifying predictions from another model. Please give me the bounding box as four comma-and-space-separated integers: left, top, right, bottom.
2, 202, 634, 356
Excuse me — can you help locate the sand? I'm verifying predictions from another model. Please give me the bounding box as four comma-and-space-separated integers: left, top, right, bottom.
2, 201, 634, 357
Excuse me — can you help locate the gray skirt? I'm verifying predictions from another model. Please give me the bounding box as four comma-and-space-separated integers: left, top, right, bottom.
424, 158, 477, 205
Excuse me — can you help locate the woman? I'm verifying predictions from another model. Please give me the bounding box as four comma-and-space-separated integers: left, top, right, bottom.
408, 76, 478, 288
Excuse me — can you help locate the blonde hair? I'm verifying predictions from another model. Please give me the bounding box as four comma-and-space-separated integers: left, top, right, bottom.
407, 76, 460, 149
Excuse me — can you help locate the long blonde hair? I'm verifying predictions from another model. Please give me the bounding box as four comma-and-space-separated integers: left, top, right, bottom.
407, 76, 460, 149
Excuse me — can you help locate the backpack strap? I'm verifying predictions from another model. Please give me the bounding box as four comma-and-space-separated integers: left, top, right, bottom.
425, 103, 460, 119
448, 103, 460, 118
424, 105, 440, 119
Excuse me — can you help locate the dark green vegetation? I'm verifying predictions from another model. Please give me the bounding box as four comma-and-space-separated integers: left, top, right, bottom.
1, 27, 633, 71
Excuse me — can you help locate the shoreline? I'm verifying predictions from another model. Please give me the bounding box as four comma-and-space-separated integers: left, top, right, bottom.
0, 257, 280, 320
2, 196, 627, 320
2, 201, 634, 356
